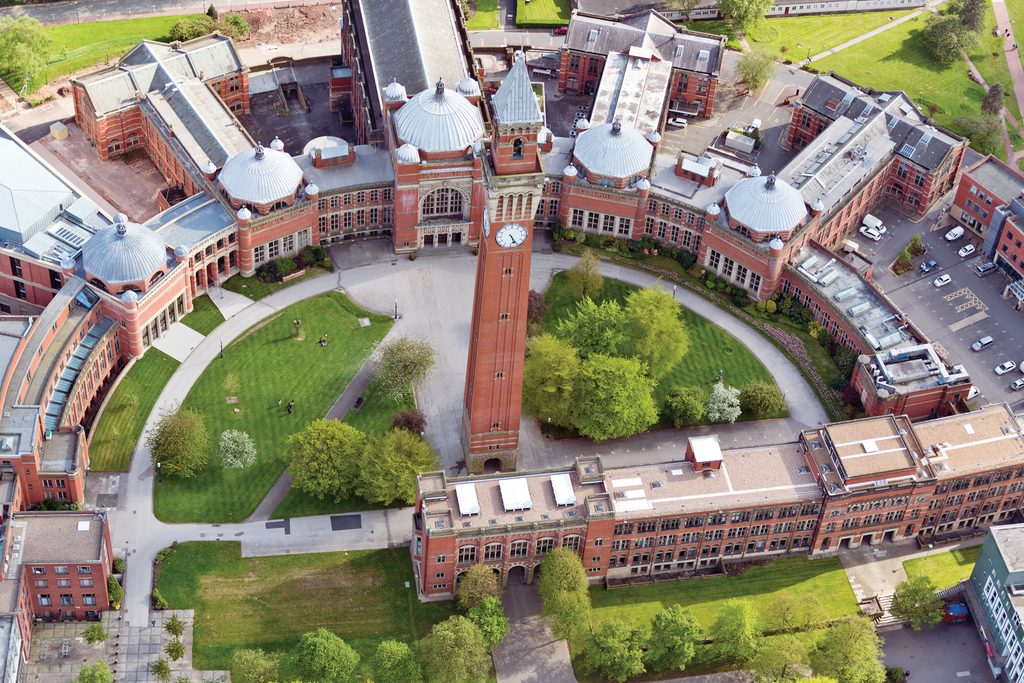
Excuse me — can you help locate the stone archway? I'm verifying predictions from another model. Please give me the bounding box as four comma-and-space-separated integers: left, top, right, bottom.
507, 565, 527, 584
483, 458, 502, 473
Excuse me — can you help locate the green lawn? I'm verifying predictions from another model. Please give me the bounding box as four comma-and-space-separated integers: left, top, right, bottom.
682, 20, 741, 50
221, 266, 332, 302
967, 0, 1021, 126
153, 293, 391, 523
516, 0, 570, 27
466, 0, 499, 29
747, 10, 914, 61
543, 273, 782, 411
180, 295, 225, 336
155, 542, 456, 675
88, 349, 180, 472
903, 545, 982, 588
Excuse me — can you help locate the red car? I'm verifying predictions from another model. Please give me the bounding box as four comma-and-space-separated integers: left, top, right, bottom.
943, 603, 969, 624
552, 26, 568, 35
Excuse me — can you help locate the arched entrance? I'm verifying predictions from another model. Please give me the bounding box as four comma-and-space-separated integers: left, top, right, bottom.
483, 458, 502, 474
507, 566, 526, 584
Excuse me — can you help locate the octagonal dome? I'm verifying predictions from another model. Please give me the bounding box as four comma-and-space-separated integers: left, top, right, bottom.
724, 173, 807, 235
392, 79, 485, 154
573, 121, 653, 179
82, 217, 168, 285
218, 144, 304, 206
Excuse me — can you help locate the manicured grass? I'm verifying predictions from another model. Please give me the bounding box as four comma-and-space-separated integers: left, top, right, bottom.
543, 273, 782, 411
968, 1, 1021, 124
516, 0, 571, 27
220, 266, 332, 301
466, 0, 500, 29
180, 295, 225, 336
748, 10, 914, 60
589, 556, 859, 630
342, 383, 416, 436
152, 293, 391, 523
682, 20, 741, 50
88, 349, 180, 472
156, 542, 456, 674
903, 545, 982, 588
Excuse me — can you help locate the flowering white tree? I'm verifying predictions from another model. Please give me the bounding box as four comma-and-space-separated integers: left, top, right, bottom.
706, 382, 741, 424
220, 430, 256, 469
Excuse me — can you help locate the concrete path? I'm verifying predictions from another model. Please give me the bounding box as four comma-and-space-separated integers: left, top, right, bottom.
493, 581, 577, 683
989, 0, 1024, 160
798, 0, 943, 66
150, 321, 204, 363
206, 286, 253, 320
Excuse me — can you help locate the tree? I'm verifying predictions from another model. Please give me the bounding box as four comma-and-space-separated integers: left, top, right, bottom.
418, 616, 491, 683
764, 593, 822, 632
706, 382, 742, 424
107, 576, 124, 608
151, 658, 172, 682
206, 4, 219, 20
719, 0, 773, 31
891, 576, 943, 630
527, 289, 548, 324
921, 15, 973, 64
953, 114, 1003, 154
83, 623, 108, 645
739, 382, 786, 419
983, 83, 1006, 116
568, 354, 658, 440
522, 334, 579, 426
663, 386, 706, 427
539, 548, 592, 641
737, 50, 777, 91
357, 429, 438, 506
809, 619, 886, 683
295, 628, 360, 682
582, 619, 646, 682
458, 562, 502, 611
169, 15, 216, 42
165, 638, 185, 661
230, 648, 280, 683
374, 336, 437, 401
219, 429, 256, 469
371, 640, 422, 683
566, 249, 604, 300
645, 605, 701, 673
220, 14, 252, 40
623, 287, 689, 379
751, 633, 806, 683
467, 596, 510, 647
75, 661, 114, 683
955, 0, 986, 32
165, 614, 185, 638
556, 298, 627, 358
147, 406, 210, 478
393, 409, 426, 433
0, 17, 49, 95
709, 600, 761, 665
285, 420, 367, 501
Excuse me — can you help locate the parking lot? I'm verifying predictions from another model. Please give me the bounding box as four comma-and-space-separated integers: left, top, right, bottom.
882, 622, 995, 683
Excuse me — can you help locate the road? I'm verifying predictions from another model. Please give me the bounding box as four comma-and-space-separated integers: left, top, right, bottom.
0, 0, 333, 24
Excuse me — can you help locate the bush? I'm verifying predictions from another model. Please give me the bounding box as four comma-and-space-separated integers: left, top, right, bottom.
107, 576, 124, 608
276, 257, 297, 277
392, 409, 426, 433
152, 588, 169, 610
219, 429, 256, 469
170, 15, 216, 41
298, 244, 327, 268
206, 4, 218, 19
83, 623, 108, 645
221, 14, 251, 40
527, 289, 547, 324
113, 557, 125, 574
663, 386, 705, 427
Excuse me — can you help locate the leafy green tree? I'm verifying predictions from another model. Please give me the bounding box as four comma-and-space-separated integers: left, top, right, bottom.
371, 640, 422, 683
165, 638, 185, 661
169, 15, 216, 42
645, 605, 701, 673
374, 336, 437, 402
0, 17, 49, 95
230, 648, 280, 683
150, 658, 172, 682
764, 593, 822, 632
568, 354, 658, 440
955, 0, 986, 32
83, 623, 108, 645
663, 386, 706, 427
285, 420, 367, 501
220, 429, 256, 469
556, 298, 627, 358
75, 661, 113, 683
458, 562, 502, 611
566, 249, 604, 300
583, 619, 646, 682
221, 14, 252, 40
467, 596, 510, 648
418, 616, 491, 683
709, 600, 761, 665
107, 576, 124, 608
719, 0, 773, 30
523, 334, 579, 426
809, 619, 886, 683
797, 678, 839, 683
891, 576, 943, 630
751, 633, 805, 682
982, 83, 1006, 116
952, 114, 1003, 154
623, 287, 689, 379
921, 15, 973, 64
165, 614, 185, 638
737, 50, 777, 90
739, 382, 786, 418
539, 548, 592, 641
147, 406, 210, 478
295, 628, 360, 682
357, 429, 438, 506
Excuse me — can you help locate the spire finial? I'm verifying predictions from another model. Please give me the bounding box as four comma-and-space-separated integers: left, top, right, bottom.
435, 78, 445, 99
611, 119, 622, 135
766, 173, 776, 190
255, 143, 265, 160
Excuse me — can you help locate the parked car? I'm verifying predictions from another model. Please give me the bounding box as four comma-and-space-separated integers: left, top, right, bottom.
1012, 378, 1024, 391
958, 244, 977, 258
862, 213, 886, 234
552, 26, 568, 35
666, 117, 688, 128
945, 226, 965, 241
859, 226, 882, 242
933, 274, 952, 287
995, 361, 1018, 375
744, 118, 762, 134
976, 261, 997, 276
967, 385, 981, 400
943, 603, 970, 624
971, 336, 994, 352
920, 259, 939, 273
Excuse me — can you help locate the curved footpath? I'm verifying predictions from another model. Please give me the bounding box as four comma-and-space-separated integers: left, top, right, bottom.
113, 250, 828, 627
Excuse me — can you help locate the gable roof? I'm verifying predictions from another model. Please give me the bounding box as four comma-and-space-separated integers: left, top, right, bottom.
491, 52, 543, 125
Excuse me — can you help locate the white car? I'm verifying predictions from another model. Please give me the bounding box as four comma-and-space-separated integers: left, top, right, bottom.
995, 361, 1018, 375
862, 213, 886, 235
859, 226, 882, 242
933, 274, 952, 287
1012, 378, 1024, 391
945, 226, 965, 241
666, 117, 688, 128
744, 118, 762, 134
958, 244, 976, 258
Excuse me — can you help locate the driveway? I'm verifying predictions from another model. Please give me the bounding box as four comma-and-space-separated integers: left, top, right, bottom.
492, 580, 577, 683
882, 623, 995, 683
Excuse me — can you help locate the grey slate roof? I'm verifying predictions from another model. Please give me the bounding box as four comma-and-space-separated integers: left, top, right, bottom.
145, 78, 251, 168
966, 156, 1024, 202
148, 193, 236, 250
294, 146, 396, 193
491, 53, 543, 125
0, 127, 76, 245
82, 218, 169, 284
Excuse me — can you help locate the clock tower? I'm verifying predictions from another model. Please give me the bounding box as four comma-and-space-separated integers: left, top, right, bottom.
463, 52, 545, 473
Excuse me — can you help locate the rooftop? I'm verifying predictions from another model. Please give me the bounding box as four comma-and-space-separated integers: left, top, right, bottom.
573, 121, 654, 179
491, 52, 543, 126
724, 173, 807, 234
912, 404, 1024, 480
148, 193, 236, 250
822, 414, 919, 482
392, 82, 485, 154
294, 145, 396, 192
590, 48, 672, 136
965, 155, 1024, 203
649, 151, 743, 208
991, 523, 1024, 573
9, 511, 106, 565
860, 342, 970, 399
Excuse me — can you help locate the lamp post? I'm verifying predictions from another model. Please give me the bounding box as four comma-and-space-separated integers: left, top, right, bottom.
156, 462, 162, 483
393, 298, 399, 321
672, 284, 677, 300
220, 339, 224, 359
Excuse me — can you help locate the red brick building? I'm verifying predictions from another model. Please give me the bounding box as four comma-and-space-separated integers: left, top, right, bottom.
951, 155, 1024, 243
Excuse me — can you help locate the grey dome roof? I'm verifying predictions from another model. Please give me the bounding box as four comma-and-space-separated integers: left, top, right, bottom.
457, 77, 481, 97
302, 135, 349, 157
82, 217, 167, 284
120, 290, 139, 303
573, 121, 653, 179
218, 144, 304, 206
563, 165, 578, 177
396, 143, 421, 164
304, 183, 319, 196
174, 245, 187, 258
725, 173, 807, 234
393, 79, 485, 153
237, 206, 252, 221
383, 80, 407, 102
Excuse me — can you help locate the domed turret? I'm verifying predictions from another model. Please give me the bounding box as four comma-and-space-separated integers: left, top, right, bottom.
563, 165, 578, 178
457, 77, 481, 97
573, 121, 653, 180
383, 79, 408, 103
218, 143, 304, 207
635, 178, 651, 191
707, 202, 721, 217
396, 143, 421, 164
646, 131, 661, 144
304, 183, 319, 198
724, 173, 807, 237
236, 206, 252, 221
82, 215, 168, 287
174, 245, 188, 259
202, 160, 217, 178
270, 136, 285, 152
747, 164, 762, 177
575, 118, 590, 131
120, 290, 139, 304
392, 78, 485, 154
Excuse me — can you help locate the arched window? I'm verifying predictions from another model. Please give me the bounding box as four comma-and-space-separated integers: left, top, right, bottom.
149, 271, 165, 286
421, 188, 464, 220
512, 138, 524, 160
562, 535, 581, 552
484, 543, 503, 561
89, 278, 108, 293
457, 545, 477, 564
510, 540, 529, 559
536, 537, 555, 556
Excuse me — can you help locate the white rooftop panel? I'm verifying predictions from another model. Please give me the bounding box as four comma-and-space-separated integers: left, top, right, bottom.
550, 473, 576, 506
611, 477, 643, 488
624, 489, 647, 499
499, 478, 533, 511
454, 483, 480, 516
689, 435, 724, 463
617, 499, 653, 512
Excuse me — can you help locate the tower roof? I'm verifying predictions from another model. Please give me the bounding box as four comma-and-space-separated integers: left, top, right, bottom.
491, 52, 543, 126
82, 215, 168, 284
393, 79, 485, 153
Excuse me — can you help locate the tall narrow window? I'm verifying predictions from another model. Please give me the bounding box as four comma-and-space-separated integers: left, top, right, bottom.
512, 138, 524, 160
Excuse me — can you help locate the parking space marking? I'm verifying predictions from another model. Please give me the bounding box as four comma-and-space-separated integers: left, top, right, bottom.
943, 287, 988, 313
948, 311, 989, 333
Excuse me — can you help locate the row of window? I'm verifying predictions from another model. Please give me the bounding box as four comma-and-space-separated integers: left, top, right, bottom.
454, 535, 582, 564
318, 207, 392, 234
318, 188, 392, 211
253, 230, 310, 266
34, 578, 94, 588
38, 593, 97, 606
569, 209, 632, 237
31, 565, 92, 575
706, 249, 763, 294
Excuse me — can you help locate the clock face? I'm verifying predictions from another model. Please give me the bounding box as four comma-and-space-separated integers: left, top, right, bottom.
495, 223, 528, 248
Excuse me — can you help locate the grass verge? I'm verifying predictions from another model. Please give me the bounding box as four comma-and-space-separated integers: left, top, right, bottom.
221, 266, 332, 301
748, 10, 914, 60
180, 295, 225, 336
466, 0, 500, 29
516, 0, 571, 26
903, 545, 982, 588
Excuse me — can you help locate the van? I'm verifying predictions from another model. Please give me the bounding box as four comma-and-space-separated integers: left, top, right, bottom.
945, 226, 965, 241
862, 214, 885, 234
976, 261, 997, 277
531, 68, 554, 78
971, 335, 994, 352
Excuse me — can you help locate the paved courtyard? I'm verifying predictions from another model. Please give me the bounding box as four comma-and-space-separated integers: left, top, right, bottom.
882, 623, 995, 683
493, 580, 577, 683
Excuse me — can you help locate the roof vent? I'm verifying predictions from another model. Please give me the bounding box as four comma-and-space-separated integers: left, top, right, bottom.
587, 29, 599, 42
254, 144, 265, 160
0, 437, 12, 452
77, 521, 90, 531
